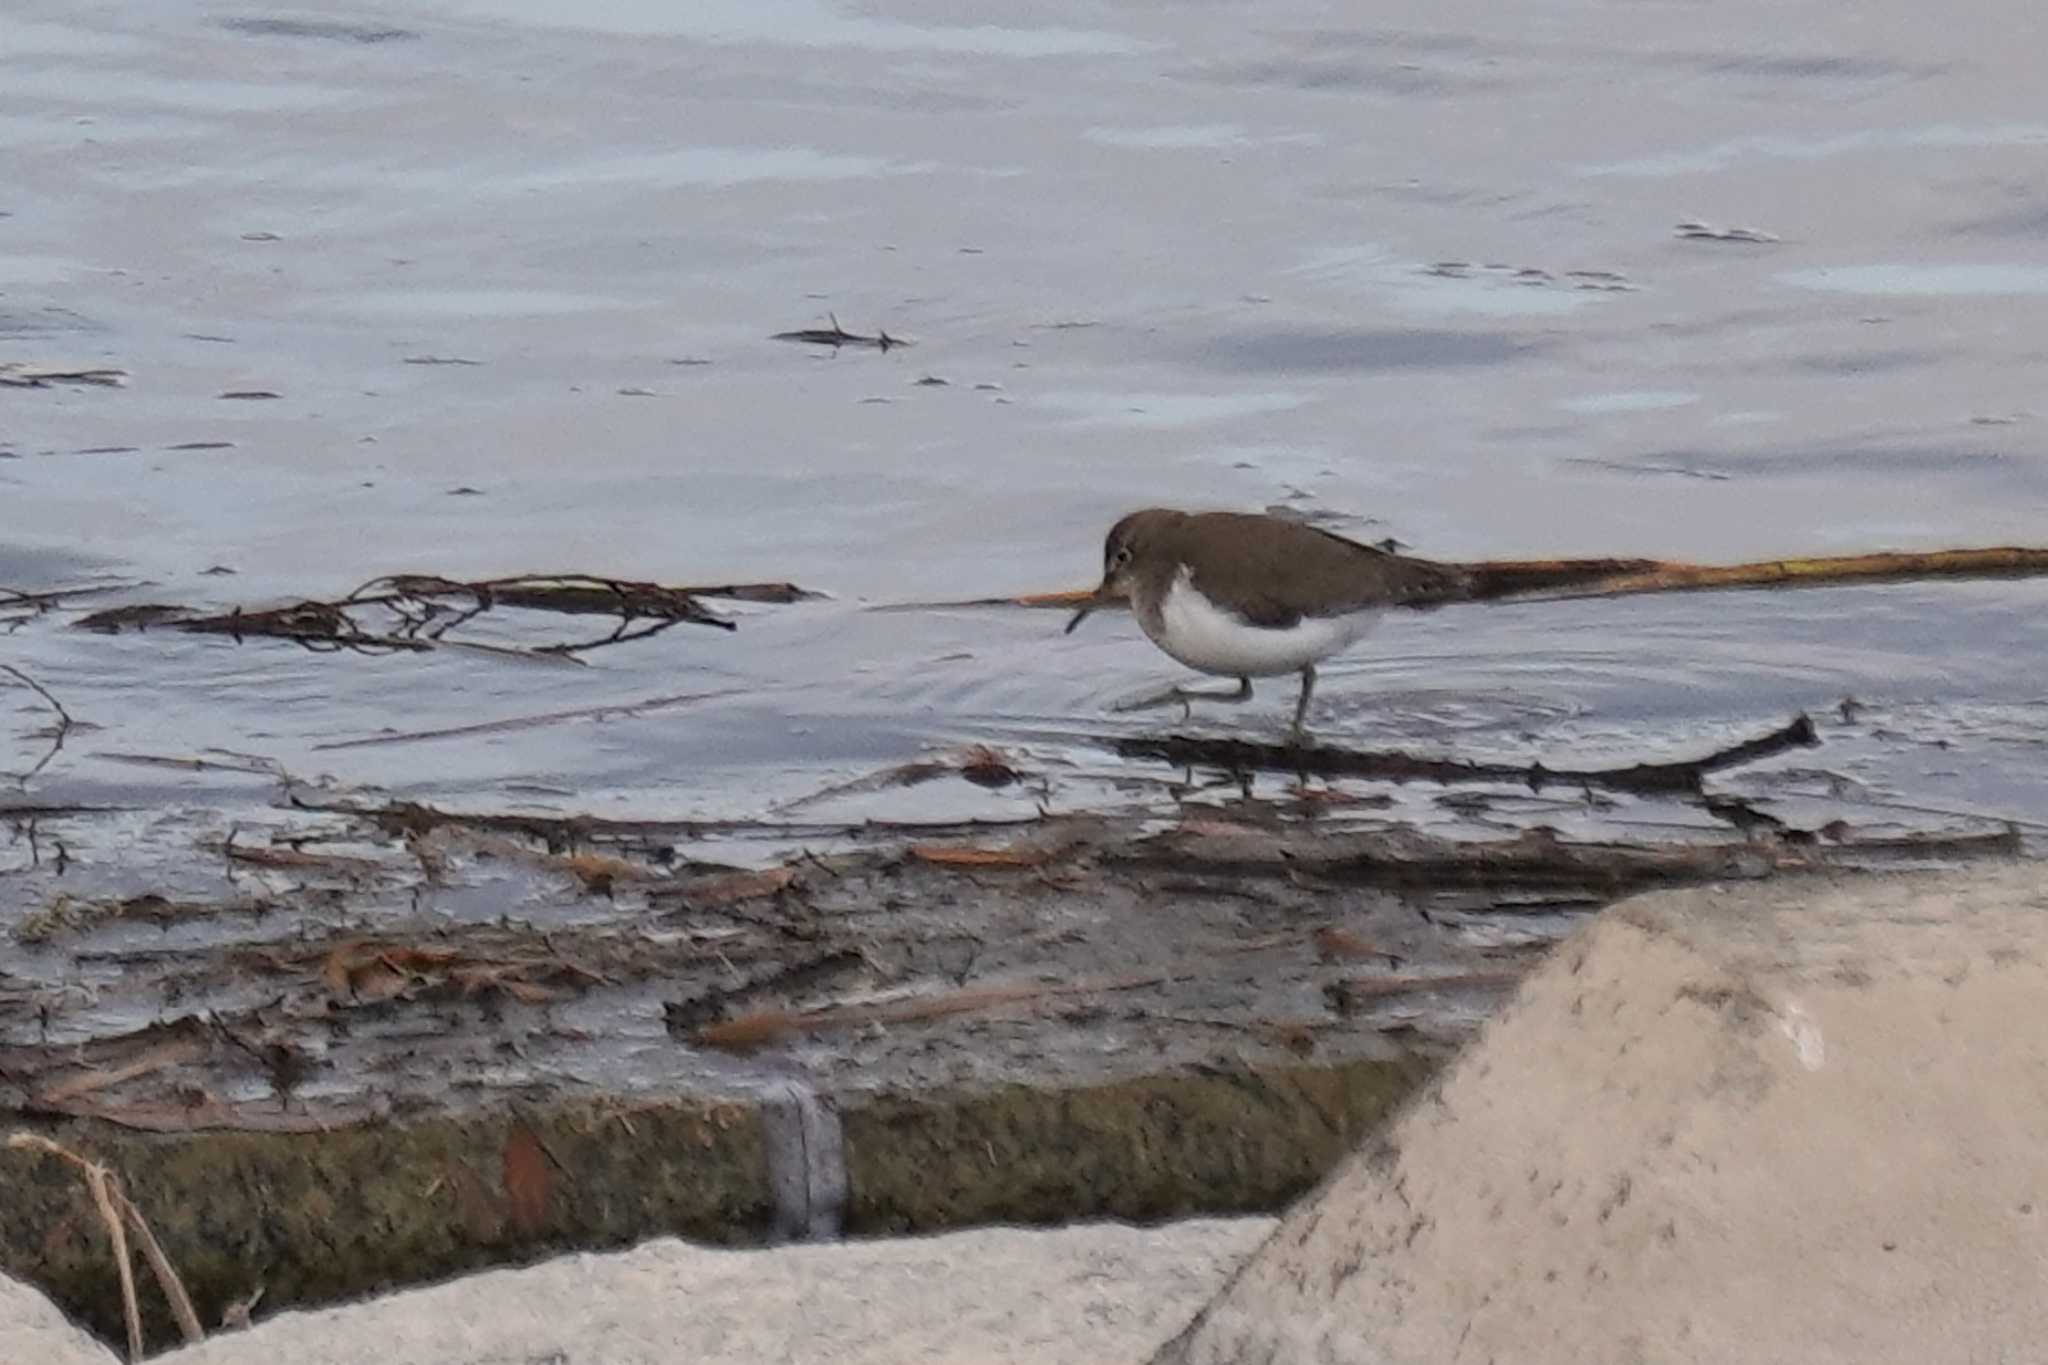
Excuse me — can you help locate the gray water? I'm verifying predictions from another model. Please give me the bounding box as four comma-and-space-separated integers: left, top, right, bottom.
6, 0, 2048, 855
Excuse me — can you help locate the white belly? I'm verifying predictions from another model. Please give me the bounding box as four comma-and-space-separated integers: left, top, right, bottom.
1149, 572, 1379, 677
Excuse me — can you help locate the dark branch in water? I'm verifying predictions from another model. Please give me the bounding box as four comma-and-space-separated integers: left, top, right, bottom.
1116, 714, 1820, 796
1, 582, 148, 636
771, 313, 909, 352
72, 574, 819, 661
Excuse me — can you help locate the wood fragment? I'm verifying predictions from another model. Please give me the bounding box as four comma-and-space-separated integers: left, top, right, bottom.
216, 836, 385, 874
35, 1031, 209, 1105
691, 971, 1174, 1050
1313, 926, 1403, 965
649, 866, 798, 906
908, 843, 1060, 868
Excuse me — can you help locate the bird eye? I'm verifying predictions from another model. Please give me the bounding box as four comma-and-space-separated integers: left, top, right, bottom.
1111, 546, 1133, 568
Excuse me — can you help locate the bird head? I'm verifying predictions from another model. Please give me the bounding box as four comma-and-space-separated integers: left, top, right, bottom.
1065, 508, 1186, 634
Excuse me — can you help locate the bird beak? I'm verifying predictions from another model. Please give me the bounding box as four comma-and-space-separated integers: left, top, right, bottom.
1065, 582, 1115, 634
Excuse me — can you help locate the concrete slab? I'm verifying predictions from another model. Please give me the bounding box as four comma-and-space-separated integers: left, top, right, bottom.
1157, 865, 2048, 1365
143, 1218, 1270, 1365
1, 1271, 116, 1365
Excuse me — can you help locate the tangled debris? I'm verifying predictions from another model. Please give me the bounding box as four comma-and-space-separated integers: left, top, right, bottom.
73, 573, 819, 660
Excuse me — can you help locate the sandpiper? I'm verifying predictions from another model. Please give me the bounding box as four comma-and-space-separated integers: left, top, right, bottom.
1066, 508, 1469, 736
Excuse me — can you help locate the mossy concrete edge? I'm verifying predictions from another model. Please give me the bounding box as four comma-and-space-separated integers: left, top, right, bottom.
1, 1097, 768, 1352
2, 1055, 1439, 1352
840, 1056, 1440, 1233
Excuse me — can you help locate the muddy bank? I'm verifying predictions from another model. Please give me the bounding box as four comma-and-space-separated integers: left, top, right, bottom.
1, 776, 2022, 1350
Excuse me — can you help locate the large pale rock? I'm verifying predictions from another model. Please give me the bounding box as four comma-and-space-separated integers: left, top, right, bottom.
1160, 865, 2048, 1365
1, 1272, 117, 1365
158, 1218, 1269, 1365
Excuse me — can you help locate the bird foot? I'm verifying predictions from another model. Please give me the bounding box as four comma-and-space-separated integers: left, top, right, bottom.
1113, 678, 1254, 717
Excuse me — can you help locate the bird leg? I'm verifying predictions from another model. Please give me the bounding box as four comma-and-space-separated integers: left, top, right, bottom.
1289, 664, 1317, 741
1114, 675, 1255, 718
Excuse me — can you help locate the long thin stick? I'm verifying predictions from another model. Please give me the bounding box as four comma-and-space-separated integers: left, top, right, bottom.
879, 545, 2048, 613
1469, 546, 2048, 602
115, 1189, 204, 1345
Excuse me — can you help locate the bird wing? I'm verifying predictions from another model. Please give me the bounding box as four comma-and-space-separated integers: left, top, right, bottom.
1183, 515, 1469, 626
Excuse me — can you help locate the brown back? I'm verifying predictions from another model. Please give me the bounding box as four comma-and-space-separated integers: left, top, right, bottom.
1164, 512, 1469, 626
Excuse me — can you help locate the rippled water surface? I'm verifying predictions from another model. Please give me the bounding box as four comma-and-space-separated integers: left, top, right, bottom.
6, 0, 2048, 857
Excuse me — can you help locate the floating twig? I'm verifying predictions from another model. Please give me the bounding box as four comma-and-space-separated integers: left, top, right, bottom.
2, 581, 142, 611
0, 363, 129, 388
770, 313, 909, 352
1675, 220, 1781, 244
313, 688, 742, 751
2, 663, 75, 785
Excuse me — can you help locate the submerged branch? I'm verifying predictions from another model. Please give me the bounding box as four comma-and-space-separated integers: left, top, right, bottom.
1117, 714, 1820, 796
